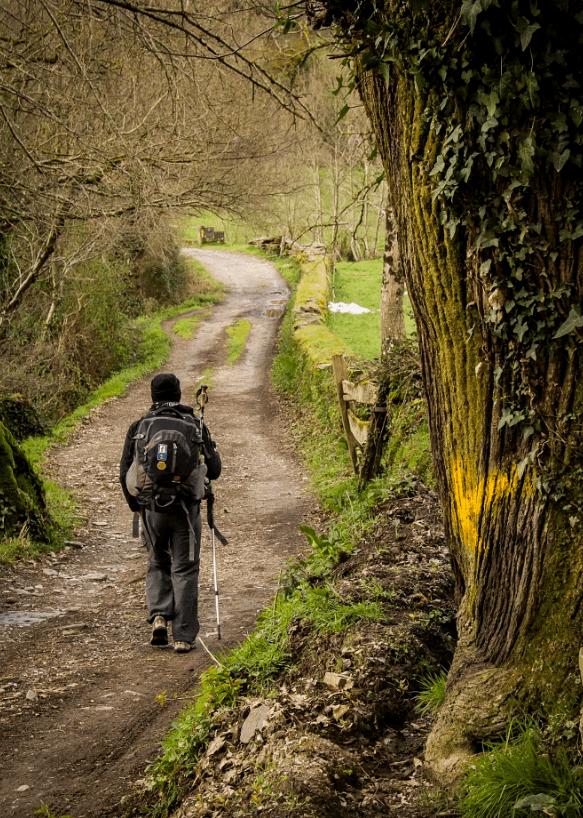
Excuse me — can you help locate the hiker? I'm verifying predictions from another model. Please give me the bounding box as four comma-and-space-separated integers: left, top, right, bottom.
119, 373, 221, 653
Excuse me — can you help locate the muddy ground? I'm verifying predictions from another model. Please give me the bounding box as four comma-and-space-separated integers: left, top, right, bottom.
0, 250, 317, 818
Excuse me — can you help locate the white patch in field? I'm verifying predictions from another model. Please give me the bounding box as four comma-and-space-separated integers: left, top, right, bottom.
328, 301, 371, 315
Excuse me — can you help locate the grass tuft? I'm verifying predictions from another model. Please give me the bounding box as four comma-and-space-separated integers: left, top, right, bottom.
226, 319, 252, 364
415, 669, 447, 715
172, 313, 205, 340
460, 724, 583, 818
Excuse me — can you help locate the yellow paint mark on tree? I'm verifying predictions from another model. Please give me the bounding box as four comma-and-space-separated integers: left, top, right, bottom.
449, 458, 531, 552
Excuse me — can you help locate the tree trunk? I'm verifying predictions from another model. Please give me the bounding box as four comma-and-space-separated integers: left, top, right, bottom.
312, 160, 324, 245
321, 3, 583, 784
380, 206, 405, 350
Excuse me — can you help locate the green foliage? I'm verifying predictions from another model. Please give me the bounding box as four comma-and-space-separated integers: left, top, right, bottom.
117, 226, 193, 311
460, 725, 583, 818
0, 397, 45, 440
226, 318, 252, 364
23, 286, 221, 458
296, 583, 383, 632
385, 404, 434, 487
415, 669, 447, 715
271, 256, 305, 394
182, 256, 226, 302
0, 231, 220, 427
272, 256, 302, 289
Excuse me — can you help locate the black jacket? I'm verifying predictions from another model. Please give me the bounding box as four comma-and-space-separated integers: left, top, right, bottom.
119, 402, 221, 512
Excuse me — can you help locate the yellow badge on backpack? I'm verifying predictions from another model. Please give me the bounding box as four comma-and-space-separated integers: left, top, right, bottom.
156, 461, 167, 471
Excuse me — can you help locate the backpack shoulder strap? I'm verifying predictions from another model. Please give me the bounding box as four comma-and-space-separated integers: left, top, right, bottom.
150, 405, 196, 422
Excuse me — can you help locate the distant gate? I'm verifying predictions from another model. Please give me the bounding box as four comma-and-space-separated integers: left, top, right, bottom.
200, 226, 225, 244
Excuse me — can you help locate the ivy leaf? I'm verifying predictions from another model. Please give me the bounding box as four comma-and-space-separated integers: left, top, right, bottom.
514, 793, 556, 812
430, 155, 445, 177
335, 104, 350, 124
444, 124, 463, 146
498, 410, 526, 430
559, 223, 583, 242
518, 20, 541, 50
553, 308, 583, 339
571, 103, 583, 128
462, 0, 484, 34
553, 148, 570, 172
517, 456, 530, 479
522, 426, 534, 442
518, 135, 535, 175
485, 90, 499, 118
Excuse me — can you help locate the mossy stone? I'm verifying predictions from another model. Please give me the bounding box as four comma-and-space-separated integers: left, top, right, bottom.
0, 420, 51, 541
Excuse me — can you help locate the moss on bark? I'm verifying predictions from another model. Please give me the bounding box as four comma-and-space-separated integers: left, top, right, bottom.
317, 0, 583, 784
0, 420, 52, 542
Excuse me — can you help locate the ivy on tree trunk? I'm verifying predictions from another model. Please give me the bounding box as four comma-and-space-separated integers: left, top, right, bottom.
315, 0, 583, 781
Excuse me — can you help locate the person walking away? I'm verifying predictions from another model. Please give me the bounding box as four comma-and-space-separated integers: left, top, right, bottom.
119, 373, 221, 652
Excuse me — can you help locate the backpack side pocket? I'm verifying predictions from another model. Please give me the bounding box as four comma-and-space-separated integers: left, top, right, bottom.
184, 462, 207, 501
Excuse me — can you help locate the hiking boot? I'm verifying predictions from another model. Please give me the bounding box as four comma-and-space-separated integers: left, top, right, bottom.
150, 615, 168, 646
174, 641, 192, 653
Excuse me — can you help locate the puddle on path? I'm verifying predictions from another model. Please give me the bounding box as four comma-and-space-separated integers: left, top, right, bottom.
0, 610, 64, 627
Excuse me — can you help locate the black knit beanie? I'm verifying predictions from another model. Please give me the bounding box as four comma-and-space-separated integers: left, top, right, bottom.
151, 373, 181, 403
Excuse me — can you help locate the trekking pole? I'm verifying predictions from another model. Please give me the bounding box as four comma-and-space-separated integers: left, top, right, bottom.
196, 383, 209, 416
211, 526, 221, 640
206, 481, 228, 639
196, 385, 229, 638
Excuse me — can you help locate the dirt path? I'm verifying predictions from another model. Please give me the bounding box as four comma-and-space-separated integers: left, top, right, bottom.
0, 250, 314, 818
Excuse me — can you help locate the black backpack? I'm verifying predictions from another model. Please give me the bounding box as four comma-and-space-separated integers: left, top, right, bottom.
125, 406, 206, 512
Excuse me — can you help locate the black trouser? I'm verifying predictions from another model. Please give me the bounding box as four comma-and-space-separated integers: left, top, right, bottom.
143, 505, 201, 644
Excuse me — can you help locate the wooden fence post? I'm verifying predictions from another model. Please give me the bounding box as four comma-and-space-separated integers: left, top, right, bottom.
331, 354, 359, 474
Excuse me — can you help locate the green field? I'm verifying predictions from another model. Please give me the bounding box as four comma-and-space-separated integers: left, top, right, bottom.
328, 259, 416, 361
328, 259, 382, 360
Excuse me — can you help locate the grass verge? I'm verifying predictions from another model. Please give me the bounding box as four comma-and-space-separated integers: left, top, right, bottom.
145, 580, 384, 816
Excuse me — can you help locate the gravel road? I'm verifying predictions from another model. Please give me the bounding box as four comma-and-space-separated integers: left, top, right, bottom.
0, 249, 314, 818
